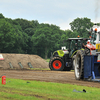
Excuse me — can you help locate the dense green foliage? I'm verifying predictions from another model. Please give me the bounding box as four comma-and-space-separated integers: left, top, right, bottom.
0, 13, 96, 58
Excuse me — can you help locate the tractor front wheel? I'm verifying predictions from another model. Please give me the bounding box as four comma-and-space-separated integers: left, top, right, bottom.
49, 57, 64, 71
74, 50, 84, 80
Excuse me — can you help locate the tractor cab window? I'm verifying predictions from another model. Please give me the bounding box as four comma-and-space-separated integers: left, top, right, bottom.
69, 40, 76, 51
77, 40, 82, 49
91, 31, 97, 45
69, 39, 82, 57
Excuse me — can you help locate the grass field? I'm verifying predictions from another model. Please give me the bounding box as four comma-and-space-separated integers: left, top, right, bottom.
0, 78, 100, 100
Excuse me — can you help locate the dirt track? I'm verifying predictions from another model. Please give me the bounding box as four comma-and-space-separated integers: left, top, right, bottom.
1, 70, 100, 88
0, 53, 100, 88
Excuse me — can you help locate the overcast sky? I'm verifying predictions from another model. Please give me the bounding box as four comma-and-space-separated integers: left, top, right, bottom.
1, 0, 100, 30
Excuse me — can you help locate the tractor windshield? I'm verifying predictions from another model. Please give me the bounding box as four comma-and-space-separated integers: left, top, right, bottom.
69, 39, 82, 57
90, 31, 96, 45
70, 40, 82, 50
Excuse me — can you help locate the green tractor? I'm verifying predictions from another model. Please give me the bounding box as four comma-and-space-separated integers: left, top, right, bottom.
49, 38, 88, 71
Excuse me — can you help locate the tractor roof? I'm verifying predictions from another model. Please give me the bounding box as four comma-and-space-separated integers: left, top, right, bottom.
67, 38, 89, 41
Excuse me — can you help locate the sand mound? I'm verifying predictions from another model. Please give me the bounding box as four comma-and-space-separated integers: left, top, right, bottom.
0, 53, 49, 69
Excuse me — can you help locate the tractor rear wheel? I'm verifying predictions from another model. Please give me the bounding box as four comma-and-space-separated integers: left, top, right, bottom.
49, 57, 64, 71
74, 50, 84, 80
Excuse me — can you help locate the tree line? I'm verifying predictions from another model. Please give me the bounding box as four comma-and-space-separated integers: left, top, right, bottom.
0, 13, 96, 59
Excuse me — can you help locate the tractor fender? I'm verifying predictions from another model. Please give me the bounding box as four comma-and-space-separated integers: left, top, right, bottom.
71, 48, 84, 58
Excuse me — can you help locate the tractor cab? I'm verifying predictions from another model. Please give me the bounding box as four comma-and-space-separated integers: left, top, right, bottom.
67, 38, 88, 58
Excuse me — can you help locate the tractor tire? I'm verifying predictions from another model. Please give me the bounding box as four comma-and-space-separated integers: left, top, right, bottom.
74, 50, 84, 80
72, 59, 75, 70
72, 55, 76, 70
49, 57, 64, 71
